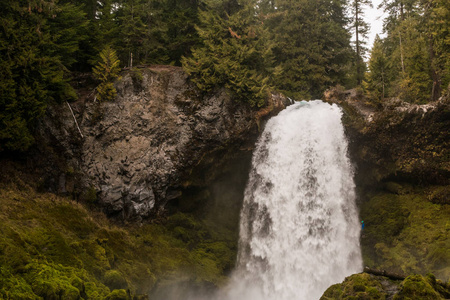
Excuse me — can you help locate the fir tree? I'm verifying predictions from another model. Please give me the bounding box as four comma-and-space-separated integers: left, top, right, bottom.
377, 0, 448, 103
268, 0, 353, 99
0, 0, 77, 152
350, 0, 373, 86
182, 1, 273, 107
365, 35, 389, 101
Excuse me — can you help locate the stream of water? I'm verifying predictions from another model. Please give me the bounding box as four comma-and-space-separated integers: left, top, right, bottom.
222, 100, 362, 300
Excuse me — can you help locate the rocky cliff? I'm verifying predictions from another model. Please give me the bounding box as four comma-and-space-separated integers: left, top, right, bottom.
325, 88, 450, 281
325, 87, 449, 188
36, 66, 289, 221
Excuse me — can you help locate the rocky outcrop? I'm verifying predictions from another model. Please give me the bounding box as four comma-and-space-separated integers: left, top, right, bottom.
321, 272, 450, 300
37, 66, 290, 220
325, 88, 450, 281
325, 87, 450, 187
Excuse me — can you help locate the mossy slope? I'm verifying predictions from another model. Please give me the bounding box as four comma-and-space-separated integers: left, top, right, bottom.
360, 187, 450, 281
0, 185, 236, 299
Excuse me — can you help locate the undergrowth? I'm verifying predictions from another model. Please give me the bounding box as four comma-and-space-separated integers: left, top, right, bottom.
0, 184, 237, 299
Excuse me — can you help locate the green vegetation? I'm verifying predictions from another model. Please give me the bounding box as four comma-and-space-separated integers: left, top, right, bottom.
1, 0, 448, 151
0, 0, 78, 152
0, 184, 237, 298
181, 2, 274, 107
93, 47, 121, 102
349, 0, 372, 86
321, 273, 388, 299
321, 273, 450, 300
360, 188, 450, 281
365, 0, 450, 103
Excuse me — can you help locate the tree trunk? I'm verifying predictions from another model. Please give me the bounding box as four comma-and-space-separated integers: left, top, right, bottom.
364, 267, 405, 281
355, 1, 361, 85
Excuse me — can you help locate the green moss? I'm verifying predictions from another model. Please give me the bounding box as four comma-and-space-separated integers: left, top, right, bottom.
360, 189, 450, 280
103, 270, 128, 290
105, 289, 129, 300
393, 275, 441, 300
0, 185, 238, 298
320, 273, 386, 300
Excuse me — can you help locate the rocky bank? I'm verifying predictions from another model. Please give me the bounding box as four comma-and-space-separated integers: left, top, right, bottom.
35, 66, 289, 221
325, 87, 450, 283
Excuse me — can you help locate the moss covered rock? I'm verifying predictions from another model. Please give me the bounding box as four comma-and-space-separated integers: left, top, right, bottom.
321, 273, 450, 300
360, 190, 450, 280
321, 273, 387, 299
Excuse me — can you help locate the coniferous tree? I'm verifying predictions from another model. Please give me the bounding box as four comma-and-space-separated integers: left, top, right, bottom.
422, 0, 449, 101
377, 0, 448, 103
182, 0, 274, 107
350, 0, 373, 86
267, 0, 353, 99
0, 0, 77, 152
364, 35, 389, 101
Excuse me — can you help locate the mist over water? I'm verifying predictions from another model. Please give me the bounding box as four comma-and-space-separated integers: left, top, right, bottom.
220, 100, 362, 300
152, 101, 363, 300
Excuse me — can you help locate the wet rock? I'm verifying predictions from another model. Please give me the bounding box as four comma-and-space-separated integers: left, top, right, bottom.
37, 66, 290, 220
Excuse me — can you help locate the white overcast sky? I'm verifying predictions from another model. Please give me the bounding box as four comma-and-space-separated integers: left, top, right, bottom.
365, 0, 385, 48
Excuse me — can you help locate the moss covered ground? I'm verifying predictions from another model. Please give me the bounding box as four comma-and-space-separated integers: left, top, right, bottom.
359, 185, 450, 282
321, 273, 450, 300
0, 183, 237, 299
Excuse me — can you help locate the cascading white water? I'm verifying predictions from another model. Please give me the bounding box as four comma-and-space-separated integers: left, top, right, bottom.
223, 100, 362, 300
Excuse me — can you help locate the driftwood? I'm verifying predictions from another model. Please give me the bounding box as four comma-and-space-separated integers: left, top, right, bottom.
364, 267, 406, 281
66, 101, 84, 138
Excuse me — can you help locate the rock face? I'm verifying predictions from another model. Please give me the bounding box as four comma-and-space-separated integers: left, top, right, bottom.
38, 66, 289, 220
325, 88, 450, 281
325, 88, 450, 187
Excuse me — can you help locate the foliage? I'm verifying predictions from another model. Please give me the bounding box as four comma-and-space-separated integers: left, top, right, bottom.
93, 47, 121, 102
0, 0, 78, 152
265, 0, 354, 99
375, 0, 450, 103
182, 1, 273, 107
349, 0, 373, 86
364, 35, 389, 102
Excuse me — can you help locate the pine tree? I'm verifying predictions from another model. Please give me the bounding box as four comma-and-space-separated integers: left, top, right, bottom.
422, 0, 450, 101
267, 0, 352, 99
182, 1, 273, 107
350, 0, 373, 86
365, 35, 389, 101
0, 0, 77, 152
377, 0, 448, 103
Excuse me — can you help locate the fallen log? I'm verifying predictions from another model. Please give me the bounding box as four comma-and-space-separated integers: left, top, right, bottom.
364, 267, 406, 281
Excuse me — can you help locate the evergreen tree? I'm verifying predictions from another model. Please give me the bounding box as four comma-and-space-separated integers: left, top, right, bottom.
377, 0, 448, 103
422, 0, 450, 100
267, 0, 353, 99
0, 0, 77, 152
364, 35, 389, 101
350, 0, 373, 86
182, 0, 273, 107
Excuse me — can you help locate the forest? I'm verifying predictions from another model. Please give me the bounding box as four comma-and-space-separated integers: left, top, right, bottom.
0, 0, 449, 299
1, 0, 449, 152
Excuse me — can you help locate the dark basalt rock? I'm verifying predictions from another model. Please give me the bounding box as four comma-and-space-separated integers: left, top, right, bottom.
324, 87, 450, 188
35, 66, 290, 221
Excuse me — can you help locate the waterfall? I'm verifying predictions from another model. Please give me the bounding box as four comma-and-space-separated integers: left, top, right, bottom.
223, 100, 362, 300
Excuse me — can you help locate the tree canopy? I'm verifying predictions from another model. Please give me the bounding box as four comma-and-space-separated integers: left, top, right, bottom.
0, 0, 448, 151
